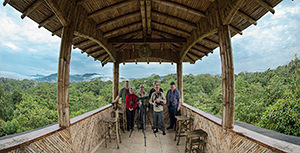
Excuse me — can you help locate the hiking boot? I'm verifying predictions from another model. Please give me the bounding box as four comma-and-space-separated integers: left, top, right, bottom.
154, 129, 158, 133
163, 131, 166, 135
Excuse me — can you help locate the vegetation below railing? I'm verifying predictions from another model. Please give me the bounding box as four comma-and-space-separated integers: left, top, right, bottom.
0, 57, 300, 137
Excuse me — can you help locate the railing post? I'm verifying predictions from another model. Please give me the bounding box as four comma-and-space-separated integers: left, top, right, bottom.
218, 24, 235, 129
177, 62, 183, 103
113, 62, 119, 100
57, 25, 74, 128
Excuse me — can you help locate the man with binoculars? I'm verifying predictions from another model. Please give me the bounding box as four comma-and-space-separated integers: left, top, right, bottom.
149, 83, 166, 135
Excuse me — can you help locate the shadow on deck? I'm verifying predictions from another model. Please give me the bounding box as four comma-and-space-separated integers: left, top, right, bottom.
95, 126, 185, 153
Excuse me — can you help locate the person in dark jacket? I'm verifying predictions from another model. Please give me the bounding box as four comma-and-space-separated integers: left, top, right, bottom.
125, 87, 137, 131
166, 82, 182, 130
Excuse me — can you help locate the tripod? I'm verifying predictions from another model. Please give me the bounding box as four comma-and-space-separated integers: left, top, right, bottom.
130, 98, 156, 147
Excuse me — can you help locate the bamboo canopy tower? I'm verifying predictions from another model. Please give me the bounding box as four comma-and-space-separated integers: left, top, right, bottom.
3, 0, 299, 153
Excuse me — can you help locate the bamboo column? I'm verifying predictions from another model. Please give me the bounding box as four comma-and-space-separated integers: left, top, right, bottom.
57, 25, 74, 128
218, 24, 235, 129
113, 62, 119, 100
177, 62, 183, 102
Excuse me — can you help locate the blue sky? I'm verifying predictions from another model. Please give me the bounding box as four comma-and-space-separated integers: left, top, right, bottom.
0, 1, 300, 78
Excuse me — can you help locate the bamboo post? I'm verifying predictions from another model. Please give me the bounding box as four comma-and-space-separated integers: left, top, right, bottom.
113, 62, 119, 100
218, 24, 235, 129
57, 25, 74, 128
177, 62, 183, 103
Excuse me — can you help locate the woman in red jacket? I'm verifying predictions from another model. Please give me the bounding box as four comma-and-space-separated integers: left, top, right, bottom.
125, 87, 137, 131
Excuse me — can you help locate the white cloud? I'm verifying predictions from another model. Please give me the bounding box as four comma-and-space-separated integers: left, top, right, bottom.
2, 41, 19, 50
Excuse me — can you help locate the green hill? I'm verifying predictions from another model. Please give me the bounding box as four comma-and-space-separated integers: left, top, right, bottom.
1, 57, 299, 137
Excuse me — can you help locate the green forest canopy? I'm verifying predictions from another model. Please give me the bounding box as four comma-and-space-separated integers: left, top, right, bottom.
0, 57, 299, 137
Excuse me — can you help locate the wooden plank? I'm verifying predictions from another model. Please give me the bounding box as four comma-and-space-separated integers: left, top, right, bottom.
88, 0, 135, 18
152, 21, 190, 37
21, 0, 43, 19
103, 21, 142, 38
229, 25, 242, 35
96, 11, 140, 29
152, 0, 205, 17
73, 5, 117, 62
108, 38, 186, 43
140, 0, 147, 36
218, 24, 235, 129
52, 26, 63, 36
152, 10, 196, 28
179, 1, 219, 62
43, 0, 73, 26
146, 0, 152, 35
254, 0, 275, 14
218, 0, 244, 25
113, 62, 119, 100
236, 10, 257, 25
185, 54, 195, 64
73, 39, 91, 49
57, 25, 74, 128
39, 14, 56, 28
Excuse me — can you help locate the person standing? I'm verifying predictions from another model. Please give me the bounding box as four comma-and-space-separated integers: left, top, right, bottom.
150, 84, 166, 135
166, 82, 182, 130
125, 87, 137, 131
136, 84, 148, 129
113, 80, 129, 110
149, 80, 163, 98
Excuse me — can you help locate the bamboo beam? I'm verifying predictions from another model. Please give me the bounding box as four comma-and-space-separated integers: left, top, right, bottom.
203, 38, 219, 46
146, 0, 152, 35
39, 14, 56, 28
84, 44, 100, 53
194, 44, 212, 53
113, 62, 119, 100
57, 25, 74, 128
44, 0, 73, 26
152, 28, 186, 40
254, 0, 275, 14
3, 0, 11, 6
177, 62, 183, 103
152, 11, 196, 28
52, 26, 63, 36
152, 0, 205, 17
88, 0, 135, 18
218, 24, 235, 129
188, 50, 204, 58
101, 55, 111, 66
94, 51, 107, 60
107, 29, 143, 42
185, 54, 195, 64
74, 6, 118, 62
108, 38, 186, 43
96, 11, 140, 29
140, 0, 147, 36
152, 21, 190, 37
103, 21, 142, 38
73, 39, 91, 49
236, 10, 257, 25
229, 25, 242, 35
21, 0, 43, 19
218, 0, 244, 25
179, 0, 243, 62
88, 49, 104, 56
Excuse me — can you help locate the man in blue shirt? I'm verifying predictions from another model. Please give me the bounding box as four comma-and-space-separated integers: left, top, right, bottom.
166, 82, 182, 130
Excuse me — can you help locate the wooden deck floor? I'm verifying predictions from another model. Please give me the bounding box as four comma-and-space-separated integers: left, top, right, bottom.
95, 126, 186, 153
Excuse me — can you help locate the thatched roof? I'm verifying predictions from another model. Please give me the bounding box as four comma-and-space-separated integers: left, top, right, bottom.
3, 0, 282, 66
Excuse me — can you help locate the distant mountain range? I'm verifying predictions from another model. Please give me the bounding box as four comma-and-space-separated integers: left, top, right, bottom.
0, 71, 134, 82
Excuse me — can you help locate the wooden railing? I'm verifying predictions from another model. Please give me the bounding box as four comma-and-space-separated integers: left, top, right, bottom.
0, 104, 113, 153
1, 103, 299, 153
181, 103, 300, 153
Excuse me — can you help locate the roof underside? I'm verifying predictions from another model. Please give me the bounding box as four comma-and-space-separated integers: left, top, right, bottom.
5, 0, 282, 66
